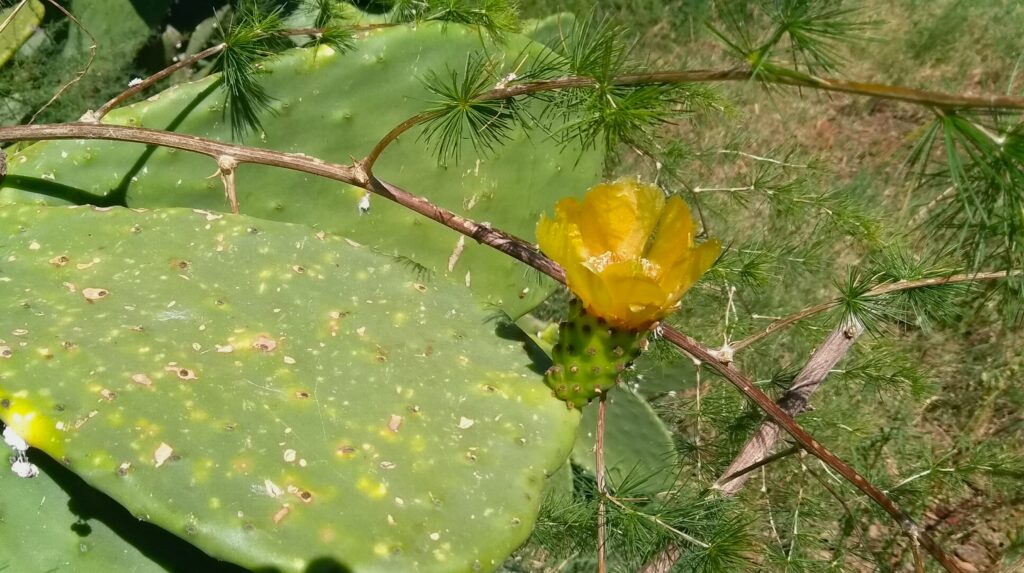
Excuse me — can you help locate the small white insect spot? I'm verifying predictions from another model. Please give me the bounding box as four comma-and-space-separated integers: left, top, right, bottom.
356, 327, 366, 337
131, 373, 152, 386
264, 479, 283, 497
358, 193, 371, 214
458, 417, 475, 430
28, 241, 40, 250
11, 459, 39, 478
429, 532, 441, 541
283, 356, 296, 365
3, 426, 29, 451
215, 344, 234, 353
283, 449, 297, 463
380, 461, 396, 470
128, 77, 143, 87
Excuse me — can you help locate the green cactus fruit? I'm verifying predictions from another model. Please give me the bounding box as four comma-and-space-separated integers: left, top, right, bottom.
544, 301, 645, 409
571, 385, 680, 494
0, 21, 604, 317
0, 204, 579, 573
516, 313, 680, 493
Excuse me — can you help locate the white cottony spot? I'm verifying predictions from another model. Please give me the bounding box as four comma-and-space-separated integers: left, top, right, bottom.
128, 77, 143, 87
11, 459, 39, 479
3, 426, 29, 452
358, 193, 371, 214
4, 427, 38, 479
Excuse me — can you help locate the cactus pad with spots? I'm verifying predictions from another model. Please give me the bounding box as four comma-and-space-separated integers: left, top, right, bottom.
0, 22, 603, 317
0, 205, 578, 573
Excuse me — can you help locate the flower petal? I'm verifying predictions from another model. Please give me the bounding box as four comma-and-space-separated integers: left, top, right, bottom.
588, 260, 670, 329
645, 195, 695, 278
537, 197, 585, 267
663, 239, 721, 302
579, 180, 665, 261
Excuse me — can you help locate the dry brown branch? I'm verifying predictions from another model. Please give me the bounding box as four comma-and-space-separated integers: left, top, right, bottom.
715, 317, 866, 495
642, 319, 865, 573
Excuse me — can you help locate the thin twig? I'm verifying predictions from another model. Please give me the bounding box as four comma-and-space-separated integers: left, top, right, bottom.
605, 494, 710, 549
762, 467, 784, 548
92, 44, 227, 121
30, 1, 96, 124
729, 270, 1021, 352
91, 23, 394, 123
358, 67, 1024, 175
709, 149, 809, 169
692, 184, 756, 194
596, 394, 608, 573
361, 112, 439, 175
717, 445, 801, 486
481, 69, 1024, 109
0, 121, 974, 573
0, 0, 28, 36
787, 452, 809, 570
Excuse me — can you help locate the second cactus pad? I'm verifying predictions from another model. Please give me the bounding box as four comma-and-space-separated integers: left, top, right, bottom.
0, 21, 604, 317
0, 205, 579, 572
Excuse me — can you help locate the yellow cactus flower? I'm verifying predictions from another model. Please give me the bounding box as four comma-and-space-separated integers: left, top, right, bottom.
1, 397, 65, 458
537, 179, 720, 331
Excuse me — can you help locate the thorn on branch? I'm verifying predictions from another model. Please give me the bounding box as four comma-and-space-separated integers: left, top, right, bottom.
215, 155, 240, 214
447, 235, 466, 273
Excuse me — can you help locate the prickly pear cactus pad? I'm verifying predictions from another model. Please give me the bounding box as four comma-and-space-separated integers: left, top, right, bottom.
0, 21, 604, 317
0, 205, 579, 573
